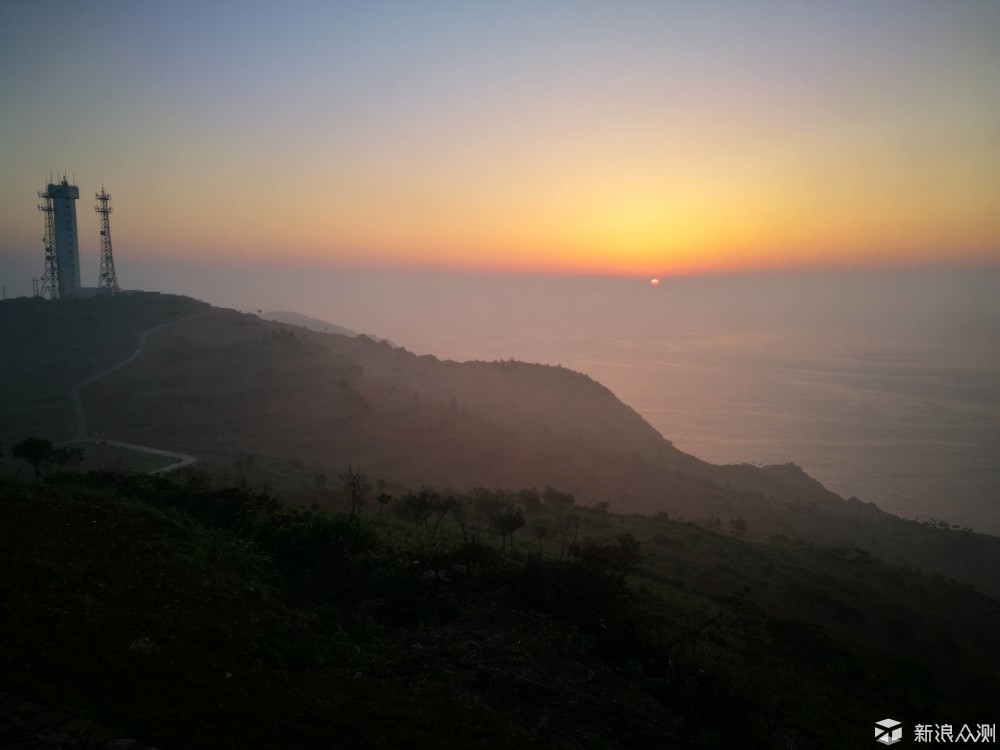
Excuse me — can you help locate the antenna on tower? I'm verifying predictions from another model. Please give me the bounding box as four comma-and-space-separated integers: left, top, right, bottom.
95, 185, 121, 294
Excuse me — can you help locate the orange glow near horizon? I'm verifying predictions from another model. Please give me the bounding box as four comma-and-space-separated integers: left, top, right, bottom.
107, 123, 998, 279
4, 3, 999, 284
113, 146, 997, 278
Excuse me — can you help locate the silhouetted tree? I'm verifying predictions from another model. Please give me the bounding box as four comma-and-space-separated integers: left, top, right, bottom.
469, 487, 508, 526
11, 437, 56, 483
430, 495, 460, 539
491, 503, 525, 552
339, 464, 371, 516
531, 517, 557, 554
396, 488, 435, 529
557, 510, 579, 559
516, 488, 543, 515
373, 479, 392, 517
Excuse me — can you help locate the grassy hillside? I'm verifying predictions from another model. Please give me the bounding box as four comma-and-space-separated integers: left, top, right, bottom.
60, 298, 1000, 596
2, 470, 998, 749
4, 293, 999, 598
0, 293, 208, 446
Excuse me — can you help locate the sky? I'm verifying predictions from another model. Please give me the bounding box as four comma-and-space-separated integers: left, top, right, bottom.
2, 0, 999, 295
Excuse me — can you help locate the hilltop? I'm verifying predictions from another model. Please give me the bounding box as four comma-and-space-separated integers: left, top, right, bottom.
259, 310, 358, 337
2, 293, 999, 596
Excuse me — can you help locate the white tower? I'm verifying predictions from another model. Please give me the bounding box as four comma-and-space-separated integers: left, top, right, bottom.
38, 177, 82, 298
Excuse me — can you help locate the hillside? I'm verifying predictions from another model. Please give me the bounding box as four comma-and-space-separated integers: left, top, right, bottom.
2, 293, 999, 596
0, 294, 208, 445
2, 471, 999, 749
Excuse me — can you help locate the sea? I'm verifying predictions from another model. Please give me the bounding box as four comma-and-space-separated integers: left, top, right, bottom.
131, 261, 1000, 536
436, 320, 1000, 536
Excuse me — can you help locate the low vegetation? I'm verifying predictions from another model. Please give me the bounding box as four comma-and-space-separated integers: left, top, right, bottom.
2, 467, 998, 749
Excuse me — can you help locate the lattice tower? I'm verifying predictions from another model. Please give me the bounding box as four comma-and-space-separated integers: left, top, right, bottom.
37, 191, 59, 299
95, 186, 120, 294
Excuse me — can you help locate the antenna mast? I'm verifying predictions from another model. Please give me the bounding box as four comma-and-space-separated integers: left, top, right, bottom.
95, 186, 120, 294
37, 189, 59, 299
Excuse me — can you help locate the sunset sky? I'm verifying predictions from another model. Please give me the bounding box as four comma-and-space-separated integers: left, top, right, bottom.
2, 1, 999, 286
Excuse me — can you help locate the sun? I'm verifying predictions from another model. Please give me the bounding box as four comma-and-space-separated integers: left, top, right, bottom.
649, 278, 660, 286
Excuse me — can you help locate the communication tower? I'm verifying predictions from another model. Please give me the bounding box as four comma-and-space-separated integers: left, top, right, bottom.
94, 186, 120, 294
37, 189, 60, 299
37, 177, 81, 298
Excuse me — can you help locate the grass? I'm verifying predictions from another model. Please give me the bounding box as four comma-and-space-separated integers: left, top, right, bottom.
2, 470, 998, 749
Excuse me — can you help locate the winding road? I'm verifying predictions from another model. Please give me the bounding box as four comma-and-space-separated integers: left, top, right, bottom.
68, 310, 208, 475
